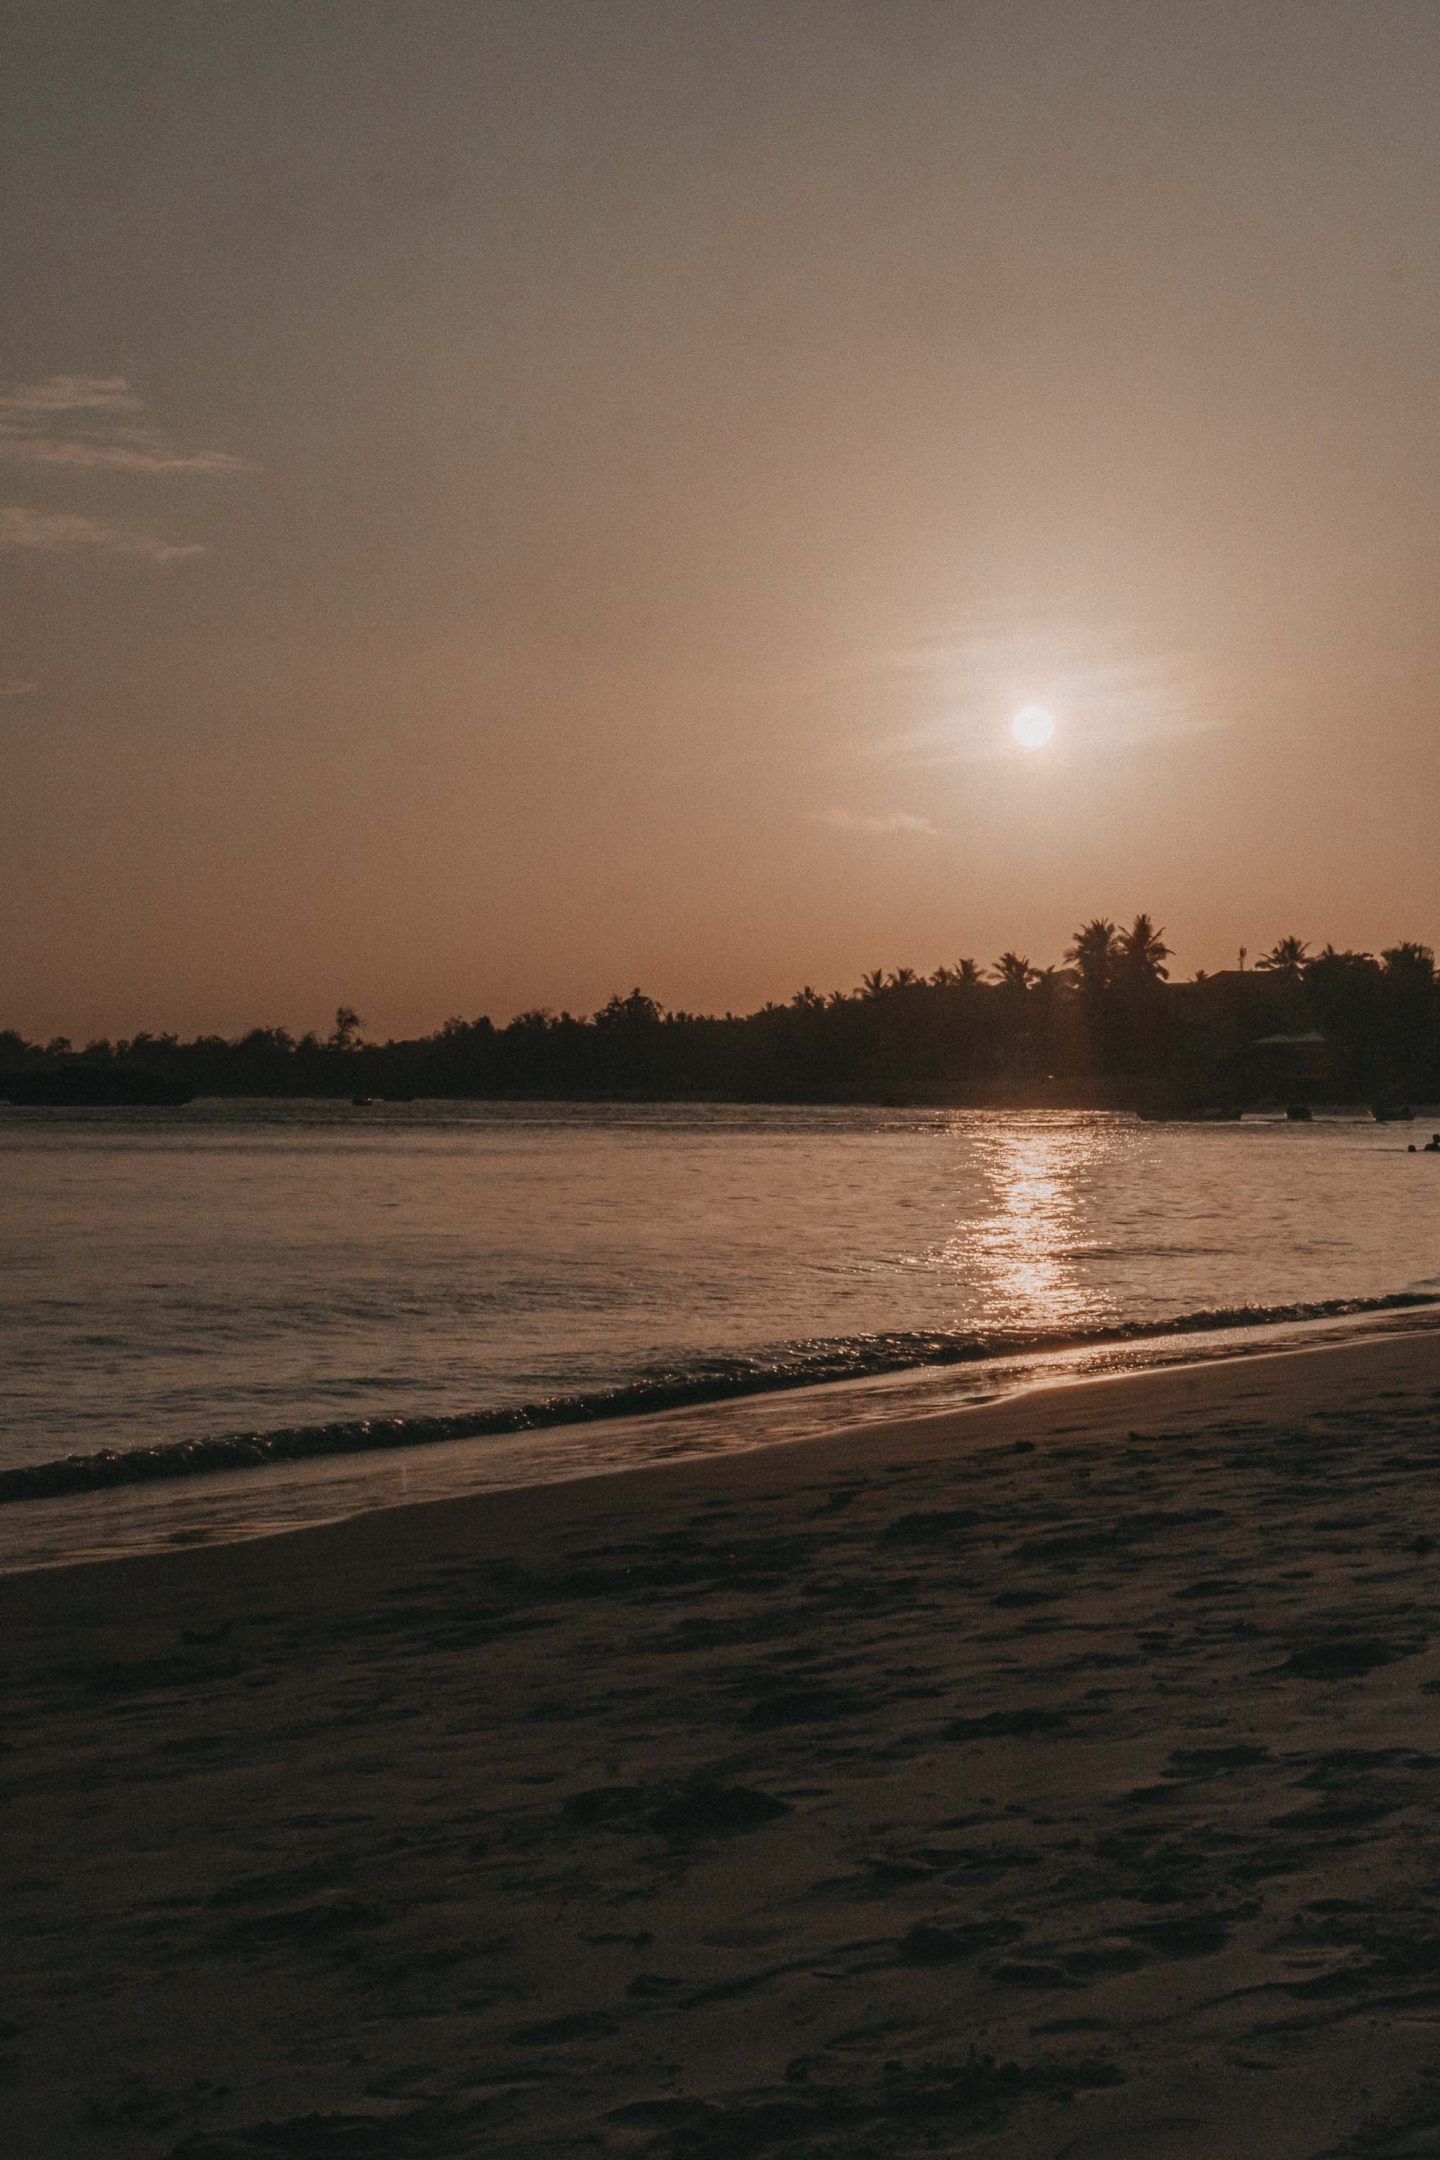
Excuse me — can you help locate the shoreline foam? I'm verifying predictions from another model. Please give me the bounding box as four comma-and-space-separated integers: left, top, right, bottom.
4, 1286, 1437, 1511
4, 1298, 1440, 1579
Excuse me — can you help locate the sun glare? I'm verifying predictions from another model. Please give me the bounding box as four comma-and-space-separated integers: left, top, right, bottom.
1011, 704, 1057, 749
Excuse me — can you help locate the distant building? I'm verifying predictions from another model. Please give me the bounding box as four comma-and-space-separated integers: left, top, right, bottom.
1220, 1028, 1335, 1099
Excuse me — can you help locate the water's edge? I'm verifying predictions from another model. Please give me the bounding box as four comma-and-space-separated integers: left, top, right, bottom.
6, 1289, 1436, 1506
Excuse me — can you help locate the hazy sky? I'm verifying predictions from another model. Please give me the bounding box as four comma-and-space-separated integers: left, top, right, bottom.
4, 0, 1439, 1038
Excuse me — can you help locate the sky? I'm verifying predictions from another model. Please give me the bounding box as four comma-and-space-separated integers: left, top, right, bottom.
3, 0, 1439, 1040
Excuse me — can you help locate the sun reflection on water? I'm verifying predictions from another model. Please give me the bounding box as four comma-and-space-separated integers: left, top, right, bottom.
935, 1118, 1117, 1332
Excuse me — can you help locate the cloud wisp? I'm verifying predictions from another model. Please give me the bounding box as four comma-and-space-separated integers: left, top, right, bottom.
0, 507, 204, 561
0, 375, 141, 417
0, 376, 249, 474
846, 617, 1223, 773
810, 806, 938, 836
0, 435, 247, 475
0, 375, 246, 562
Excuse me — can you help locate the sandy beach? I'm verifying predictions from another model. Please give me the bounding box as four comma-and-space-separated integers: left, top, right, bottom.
6, 1330, 1440, 2158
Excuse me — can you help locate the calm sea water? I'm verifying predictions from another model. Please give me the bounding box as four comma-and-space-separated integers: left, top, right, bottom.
3, 1101, 1439, 1566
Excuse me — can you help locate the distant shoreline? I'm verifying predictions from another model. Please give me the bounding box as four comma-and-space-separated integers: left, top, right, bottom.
8, 937, 1440, 1109
4, 1085, 1435, 1113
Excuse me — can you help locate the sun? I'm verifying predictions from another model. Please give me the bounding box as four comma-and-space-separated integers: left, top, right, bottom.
1011, 704, 1057, 750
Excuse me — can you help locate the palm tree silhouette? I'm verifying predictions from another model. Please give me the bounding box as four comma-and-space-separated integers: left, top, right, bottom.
1117, 914, 1172, 982
1255, 936, 1310, 984
992, 952, 1036, 992
1381, 942, 1435, 980
1065, 919, 1118, 998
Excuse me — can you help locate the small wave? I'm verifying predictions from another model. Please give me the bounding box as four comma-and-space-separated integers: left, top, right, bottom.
3, 1290, 1437, 1506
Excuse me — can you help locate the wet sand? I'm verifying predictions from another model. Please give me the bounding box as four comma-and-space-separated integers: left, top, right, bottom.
5, 1331, 1440, 2157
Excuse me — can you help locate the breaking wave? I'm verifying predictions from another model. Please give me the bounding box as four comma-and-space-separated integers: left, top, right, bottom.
4, 1289, 1437, 1506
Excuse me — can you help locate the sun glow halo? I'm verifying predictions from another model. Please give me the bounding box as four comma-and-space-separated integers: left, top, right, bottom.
1011, 704, 1057, 749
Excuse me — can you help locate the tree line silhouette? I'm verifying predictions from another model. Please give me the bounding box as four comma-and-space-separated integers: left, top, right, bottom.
4, 919, 1438, 1107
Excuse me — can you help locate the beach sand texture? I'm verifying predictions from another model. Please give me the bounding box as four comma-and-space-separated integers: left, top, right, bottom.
6, 1333, 1440, 2157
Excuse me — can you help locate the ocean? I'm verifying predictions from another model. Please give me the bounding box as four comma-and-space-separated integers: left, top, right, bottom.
3, 1099, 1438, 1569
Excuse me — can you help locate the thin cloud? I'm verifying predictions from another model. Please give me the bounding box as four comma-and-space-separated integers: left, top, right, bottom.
0, 375, 141, 416
0, 434, 248, 475
0, 507, 204, 561
0, 375, 241, 563
0, 374, 249, 479
852, 618, 1223, 771
810, 807, 937, 835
